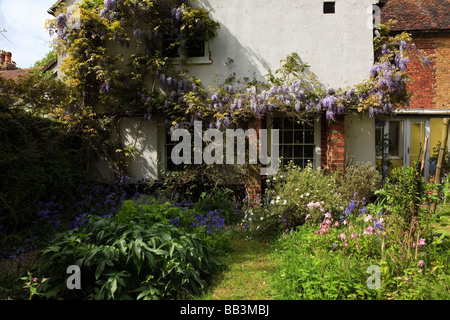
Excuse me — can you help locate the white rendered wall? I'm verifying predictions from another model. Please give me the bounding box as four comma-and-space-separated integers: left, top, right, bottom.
345, 112, 376, 166
191, 0, 379, 90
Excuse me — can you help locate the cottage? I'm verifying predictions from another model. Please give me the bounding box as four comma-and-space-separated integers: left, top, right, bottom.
380, 0, 450, 180
49, 0, 392, 201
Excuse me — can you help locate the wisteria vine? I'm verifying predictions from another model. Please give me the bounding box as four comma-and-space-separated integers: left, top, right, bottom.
46, 0, 428, 177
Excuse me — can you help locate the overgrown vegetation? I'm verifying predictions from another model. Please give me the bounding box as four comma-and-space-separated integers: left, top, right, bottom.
0, 0, 445, 301
270, 164, 449, 300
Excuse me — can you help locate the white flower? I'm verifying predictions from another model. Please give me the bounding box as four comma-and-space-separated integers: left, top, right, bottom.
295, 189, 299, 192
306, 193, 310, 197
270, 200, 275, 204
283, 200, 287, 205
364, 215, 373, 222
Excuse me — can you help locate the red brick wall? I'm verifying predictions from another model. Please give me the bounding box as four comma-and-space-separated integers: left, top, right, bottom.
246, 118, 263, 205
406, 34, 437, 109
434, 34, 450, 110
321, 115, 345, 171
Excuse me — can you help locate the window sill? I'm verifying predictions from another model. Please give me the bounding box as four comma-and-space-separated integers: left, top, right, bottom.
170, 57, 213, 65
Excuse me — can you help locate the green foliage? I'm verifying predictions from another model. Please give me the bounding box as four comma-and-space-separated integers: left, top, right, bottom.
374, 164, 439, 232
271, 225, 380, 300
114, 195, 232, 254
337, 162, 383, 203
0, 106, 86, 231
242, 162, 345, 234
32, 215, 223, 300
194, 188, 243, 225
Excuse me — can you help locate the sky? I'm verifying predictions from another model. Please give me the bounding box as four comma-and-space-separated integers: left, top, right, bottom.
0, 0, 57, 69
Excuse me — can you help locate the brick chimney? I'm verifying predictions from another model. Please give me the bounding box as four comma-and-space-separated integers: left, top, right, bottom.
1, 52, 17, 71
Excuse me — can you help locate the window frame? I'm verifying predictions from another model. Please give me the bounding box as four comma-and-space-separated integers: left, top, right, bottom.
271, 116, 316, 169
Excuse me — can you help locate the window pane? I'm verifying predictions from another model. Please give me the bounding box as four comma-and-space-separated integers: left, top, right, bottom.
294, 146, 303, 157
283, 131, 293, 144
294, 159, 303, 167
293, 121, 303, 130
304, 146, 314, 158
284, 118, 294, 129
185, 39, 205, 58
284, 146, 293, 158
294, 131, 303, 144
389, 121, 400, 157
305, 131, 314, 144
273, 117, 283, 129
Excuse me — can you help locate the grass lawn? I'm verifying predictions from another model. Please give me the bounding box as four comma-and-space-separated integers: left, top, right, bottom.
199, 231, 279, 300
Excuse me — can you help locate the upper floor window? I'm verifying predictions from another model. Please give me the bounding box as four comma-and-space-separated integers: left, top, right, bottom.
163, 38, 212, 65
324, 2, 336, 14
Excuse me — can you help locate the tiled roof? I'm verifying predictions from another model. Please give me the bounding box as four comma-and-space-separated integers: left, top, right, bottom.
0, 68, 34, 81
381, 0, 450, 32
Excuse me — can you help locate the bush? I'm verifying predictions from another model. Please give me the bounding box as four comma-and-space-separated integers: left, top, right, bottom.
0, 107, 86, 232
271, 188, 450, 300
336, 162, 382, 203
194, 188, 244, 225
271, 225, 381, 300
115, 195, 231, 254
31, 215, 223, 300
241, 163, 345, 234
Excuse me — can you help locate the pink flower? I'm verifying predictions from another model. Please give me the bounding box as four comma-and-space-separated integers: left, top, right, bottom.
418, 269, 423, 274
356, 244, 359, 249
305, 214, 311, 220
351, 233, 357, 239
340, 233, 346, 240
334, 221, 339, 227
418, 238, 426, 246
418, 260, 424, 267
343, 219, 348, 225
325, 212, 332, 219
363, 226, 375, 235
324, 219, 332, 225
405, 278, 409, 283
343, 241, 348, 247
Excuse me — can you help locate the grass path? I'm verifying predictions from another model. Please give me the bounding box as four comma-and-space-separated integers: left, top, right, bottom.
199, 232, 278, 300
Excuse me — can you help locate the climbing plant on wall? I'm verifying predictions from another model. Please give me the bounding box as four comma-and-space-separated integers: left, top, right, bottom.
45, 0, 423, 179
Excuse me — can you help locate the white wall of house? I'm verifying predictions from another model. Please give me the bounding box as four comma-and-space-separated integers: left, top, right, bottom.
55, 0, 381, 181
345, 112, 376, 166
191, 0, 379, 90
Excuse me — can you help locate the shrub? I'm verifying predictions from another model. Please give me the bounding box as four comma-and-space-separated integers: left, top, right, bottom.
31, 215, 222, 300
241, 162, 345, 234
271, 224, 381, 300
336, 162, 383, 203
0, 107, 86, 231
114, 195, 231, 254
194, 188, 244, 225
272, 190, 450, 300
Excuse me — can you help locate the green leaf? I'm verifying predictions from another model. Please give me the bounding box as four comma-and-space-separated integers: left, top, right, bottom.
95, 261, 105, 280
